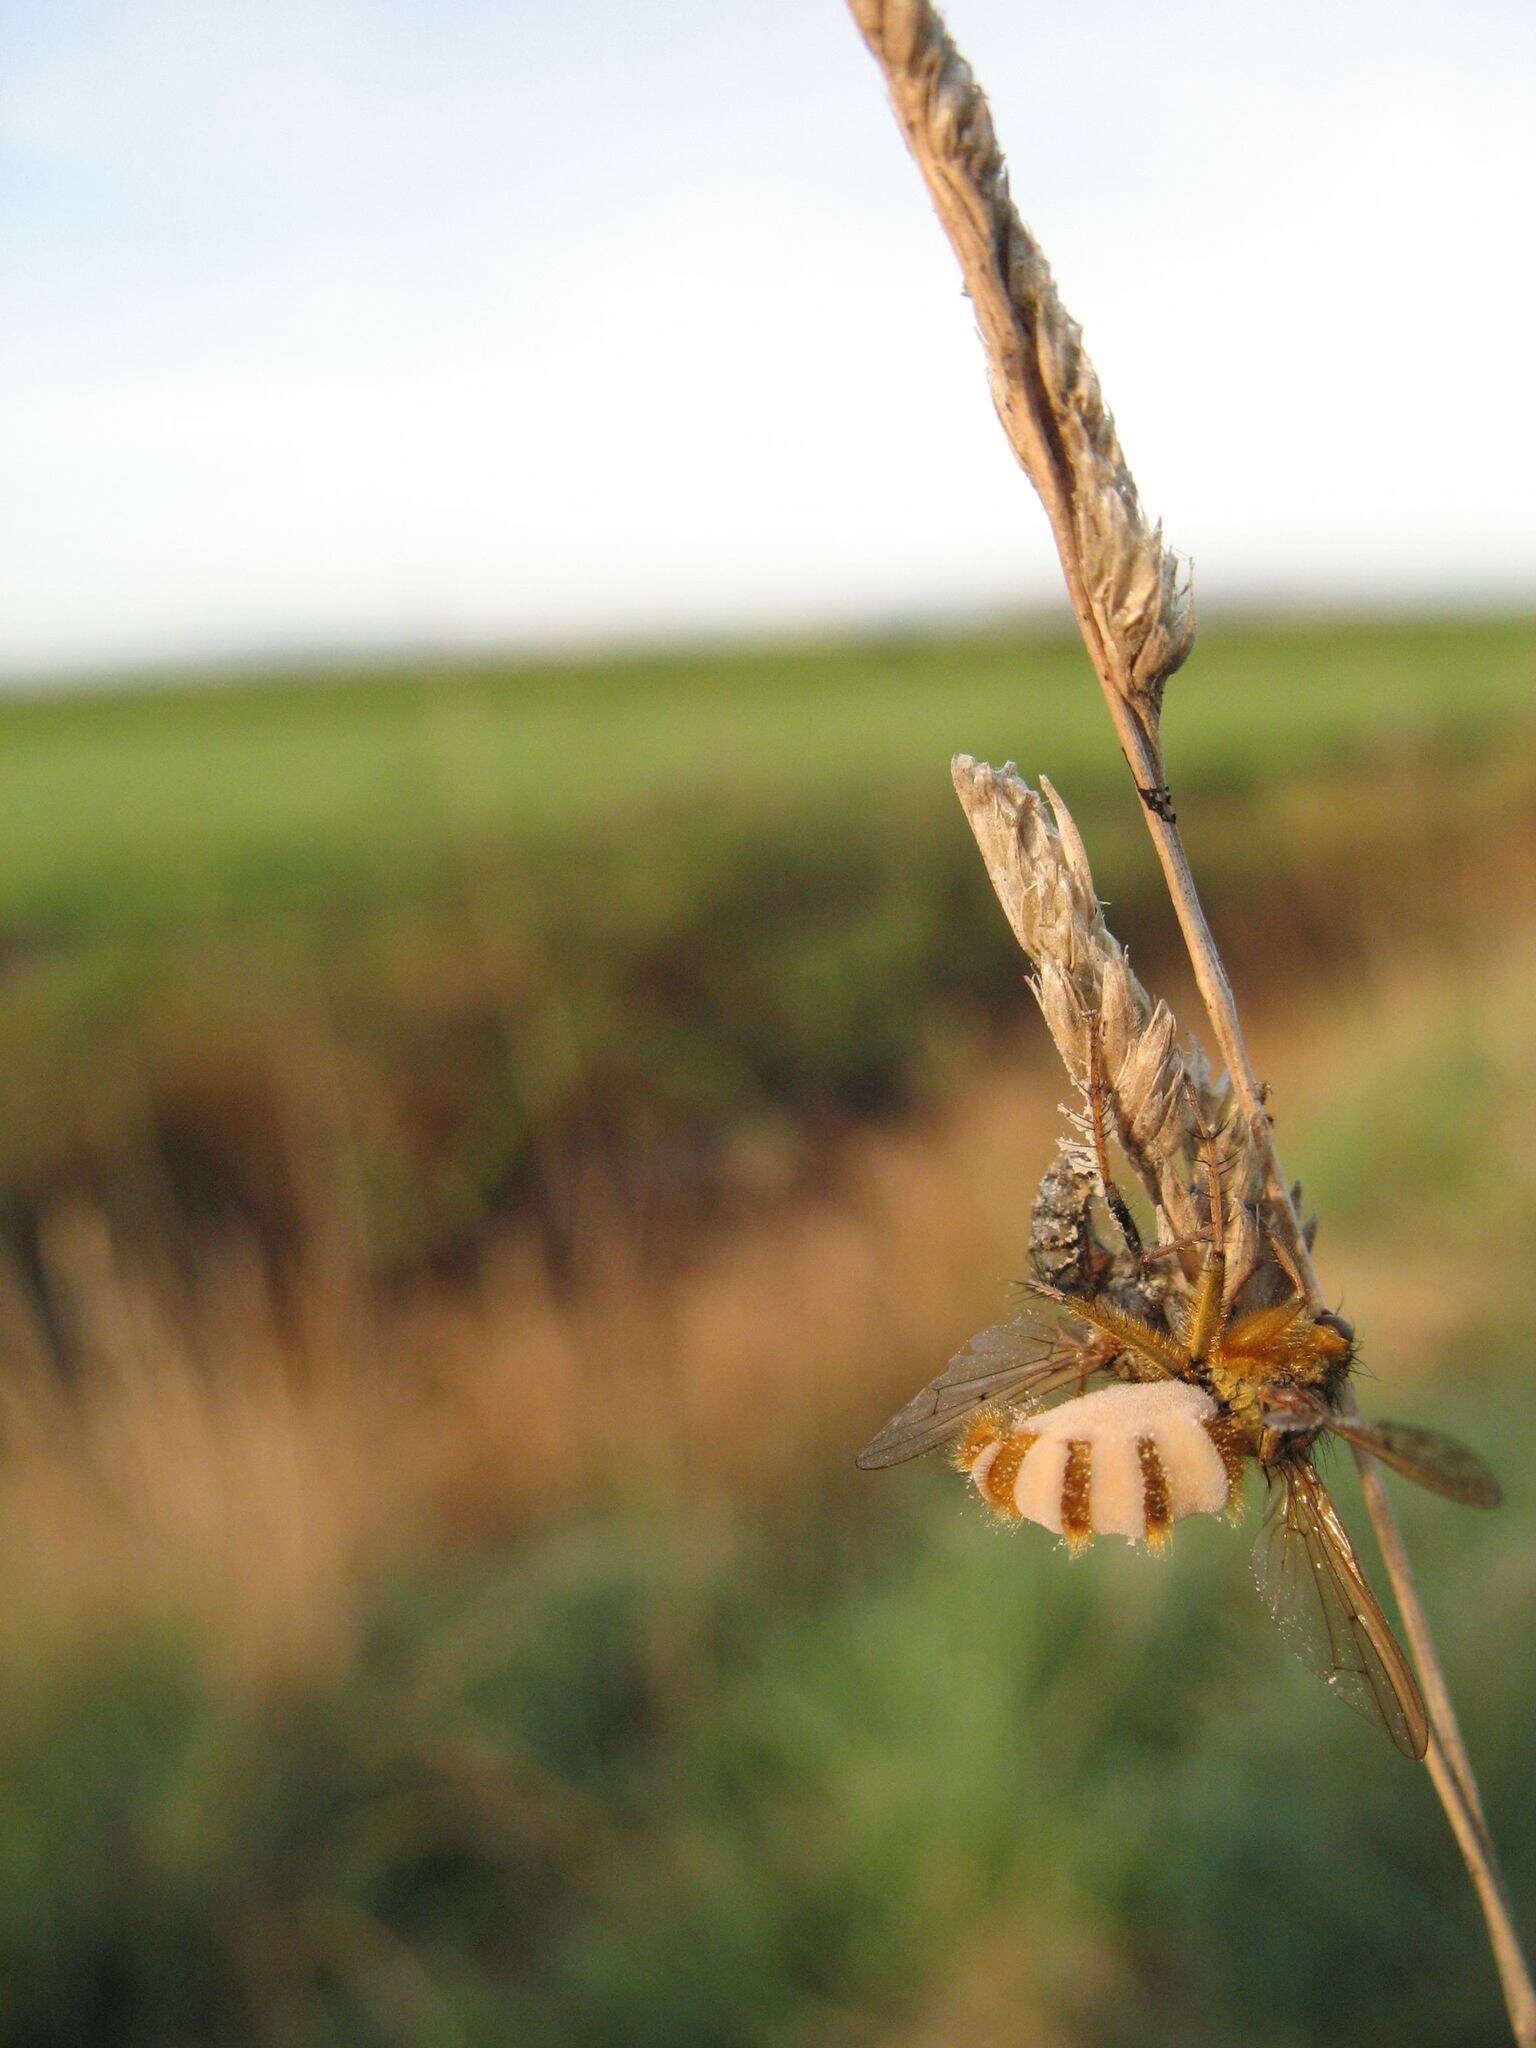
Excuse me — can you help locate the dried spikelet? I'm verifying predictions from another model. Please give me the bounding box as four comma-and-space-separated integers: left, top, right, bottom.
845, 0, 1194, 733
951, 753, 1262, 1265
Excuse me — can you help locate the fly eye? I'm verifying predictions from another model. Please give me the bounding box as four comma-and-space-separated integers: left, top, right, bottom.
1316, 1310, 1354, 1347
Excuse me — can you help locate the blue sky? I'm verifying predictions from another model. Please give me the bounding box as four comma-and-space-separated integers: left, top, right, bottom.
3, 0, 1532, 676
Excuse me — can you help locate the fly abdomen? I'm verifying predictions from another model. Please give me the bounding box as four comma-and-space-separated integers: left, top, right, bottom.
956, 1381, 1236, 1549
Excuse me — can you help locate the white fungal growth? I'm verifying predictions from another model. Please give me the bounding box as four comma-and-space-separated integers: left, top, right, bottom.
964, 1380, 1234, 1546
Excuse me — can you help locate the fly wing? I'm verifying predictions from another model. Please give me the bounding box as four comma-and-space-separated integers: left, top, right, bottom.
855, 1319, 1096, 1470
1326, 1417, 1502, 1508
1257, 1392, 1502, 1510
1254, 1461, 1429, 1761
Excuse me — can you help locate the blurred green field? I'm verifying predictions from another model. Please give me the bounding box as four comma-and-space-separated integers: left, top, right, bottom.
1, 615, 1529, 935
0, 615, 1530, 1274
0, 615, 1532, 2047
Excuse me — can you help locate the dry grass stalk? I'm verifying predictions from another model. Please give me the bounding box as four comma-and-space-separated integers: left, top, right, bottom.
842, 0, 1192, 741
848, 1, 1535, 2038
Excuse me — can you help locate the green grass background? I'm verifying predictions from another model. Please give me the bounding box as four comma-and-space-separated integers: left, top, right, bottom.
2, 616, 1528, 936
0, 615, 1529, 1270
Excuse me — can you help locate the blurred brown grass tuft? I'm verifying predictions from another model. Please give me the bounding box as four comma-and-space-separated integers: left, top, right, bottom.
0, 1055, 1062, 1679
0, 919, 1529, 1699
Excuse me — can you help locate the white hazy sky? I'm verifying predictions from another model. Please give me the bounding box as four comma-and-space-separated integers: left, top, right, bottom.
3, 0, 1532, 678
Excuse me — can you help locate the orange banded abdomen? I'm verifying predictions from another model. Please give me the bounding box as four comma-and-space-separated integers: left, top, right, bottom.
957, 1380, 1243, 1551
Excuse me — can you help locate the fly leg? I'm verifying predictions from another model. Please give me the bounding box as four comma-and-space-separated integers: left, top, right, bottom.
1183, 1088, 1231, 1366
1138, 1231, 1209, 1270
1262, 1219, 1310, 1307
1020, 1277, 1187, 1381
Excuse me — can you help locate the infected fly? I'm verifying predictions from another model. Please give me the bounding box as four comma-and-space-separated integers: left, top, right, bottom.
858, 1043, 1500, 1761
